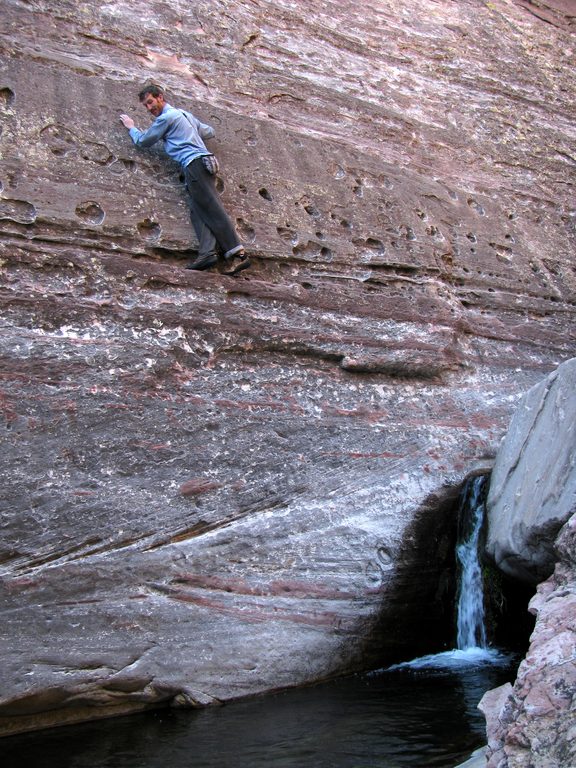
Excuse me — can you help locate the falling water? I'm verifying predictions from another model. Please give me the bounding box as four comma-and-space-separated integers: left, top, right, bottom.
387, 473, 511, 671
456, 475, 487, 650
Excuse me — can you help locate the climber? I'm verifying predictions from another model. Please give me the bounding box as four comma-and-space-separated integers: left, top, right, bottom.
119, 85, 250, 275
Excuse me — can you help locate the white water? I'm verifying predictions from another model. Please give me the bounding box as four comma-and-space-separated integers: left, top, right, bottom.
386, 646, 511, 672
456, 476, 487, 651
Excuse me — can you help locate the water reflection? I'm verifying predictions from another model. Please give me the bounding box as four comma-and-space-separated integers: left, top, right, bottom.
0, 656, 515, 768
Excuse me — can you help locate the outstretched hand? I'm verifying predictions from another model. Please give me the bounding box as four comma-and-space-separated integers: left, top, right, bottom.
119, 114, 135, 129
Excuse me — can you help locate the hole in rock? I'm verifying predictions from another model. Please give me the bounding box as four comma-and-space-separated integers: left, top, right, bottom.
215, 177, 224, 193
467, 198, 485, 216
304, 204, 320, 217
137, 219, 161, 241
237, 218, 256, 242
353, 237, 385, 256
276, 225, 297, 245
426, 225, 444, 240
40, 124, 78, 156
81, 143, 113, 165
0, 199, 37, 224
0, 87, 15, 107
366, 237, 385, 251
108, 158, 135, 174
75, 201, 105, 226
292, 241, 323, 259
259, 188, 272, 201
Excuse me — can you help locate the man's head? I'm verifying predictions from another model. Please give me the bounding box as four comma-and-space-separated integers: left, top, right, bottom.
139, 85, 166, 118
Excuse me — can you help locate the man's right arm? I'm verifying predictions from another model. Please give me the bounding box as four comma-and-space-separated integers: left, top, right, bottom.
120, 113, 168, 147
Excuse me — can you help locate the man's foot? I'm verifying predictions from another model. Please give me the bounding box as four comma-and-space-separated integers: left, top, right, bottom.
223, 250, 251, 276
186, 253, 218, 270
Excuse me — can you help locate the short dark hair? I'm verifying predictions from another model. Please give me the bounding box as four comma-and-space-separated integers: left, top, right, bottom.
139, 85, 164, 102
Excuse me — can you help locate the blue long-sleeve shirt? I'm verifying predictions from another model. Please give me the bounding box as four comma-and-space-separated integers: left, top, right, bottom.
128, 103, 215, 169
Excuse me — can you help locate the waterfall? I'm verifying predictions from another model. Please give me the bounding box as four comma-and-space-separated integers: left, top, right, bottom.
455, 475, 487, 650
384, 473, 511, 671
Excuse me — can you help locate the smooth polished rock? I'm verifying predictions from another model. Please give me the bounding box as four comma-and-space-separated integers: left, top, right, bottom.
486, 357, 576, 583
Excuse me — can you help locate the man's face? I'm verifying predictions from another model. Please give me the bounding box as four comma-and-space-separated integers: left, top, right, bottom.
142, 93, 165, 117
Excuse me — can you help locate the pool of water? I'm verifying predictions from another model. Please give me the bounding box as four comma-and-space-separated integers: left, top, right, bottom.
0, 651, 516, 768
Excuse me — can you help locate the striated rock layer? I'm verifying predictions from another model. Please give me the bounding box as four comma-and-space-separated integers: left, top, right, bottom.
0, 0, 575, 735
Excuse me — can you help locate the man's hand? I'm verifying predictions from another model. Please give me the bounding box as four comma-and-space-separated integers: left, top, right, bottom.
119, 114, 135, 129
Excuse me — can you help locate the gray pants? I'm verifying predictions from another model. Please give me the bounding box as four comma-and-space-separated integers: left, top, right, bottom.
184, 157, 242, 260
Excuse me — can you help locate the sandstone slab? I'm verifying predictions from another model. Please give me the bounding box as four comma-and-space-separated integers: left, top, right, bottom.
486, 357, 576, 583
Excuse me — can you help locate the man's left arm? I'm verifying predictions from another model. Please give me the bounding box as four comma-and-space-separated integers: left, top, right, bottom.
198, 120, 215, 141
182, 110, 215, 141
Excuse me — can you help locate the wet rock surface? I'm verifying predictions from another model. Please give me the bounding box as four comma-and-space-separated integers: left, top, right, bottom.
1, 0, 575, 736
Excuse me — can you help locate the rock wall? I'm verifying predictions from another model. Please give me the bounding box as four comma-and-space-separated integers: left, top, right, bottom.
1, 0, 575, 736
481, 514, 576, 768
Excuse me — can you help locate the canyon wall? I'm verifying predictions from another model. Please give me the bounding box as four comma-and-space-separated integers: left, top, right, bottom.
1, 0, 575, 736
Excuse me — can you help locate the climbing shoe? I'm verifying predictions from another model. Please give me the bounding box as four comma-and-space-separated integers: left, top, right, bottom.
223, 250, 251, 276
186, 253, 218, 270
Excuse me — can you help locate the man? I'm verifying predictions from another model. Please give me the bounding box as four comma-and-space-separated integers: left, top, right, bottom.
119, 85, 249, 274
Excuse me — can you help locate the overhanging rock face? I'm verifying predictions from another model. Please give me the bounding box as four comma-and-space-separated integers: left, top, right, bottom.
0, 0, 575, 735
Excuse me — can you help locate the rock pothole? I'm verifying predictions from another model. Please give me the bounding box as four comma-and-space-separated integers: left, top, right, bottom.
75, 201, 105, 226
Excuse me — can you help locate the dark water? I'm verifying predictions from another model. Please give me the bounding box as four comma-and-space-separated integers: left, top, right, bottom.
0, 652, 515, 768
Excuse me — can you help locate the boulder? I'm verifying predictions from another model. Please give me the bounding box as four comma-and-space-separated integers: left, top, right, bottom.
480, 357, 576, 766
486, 358, 576, 584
